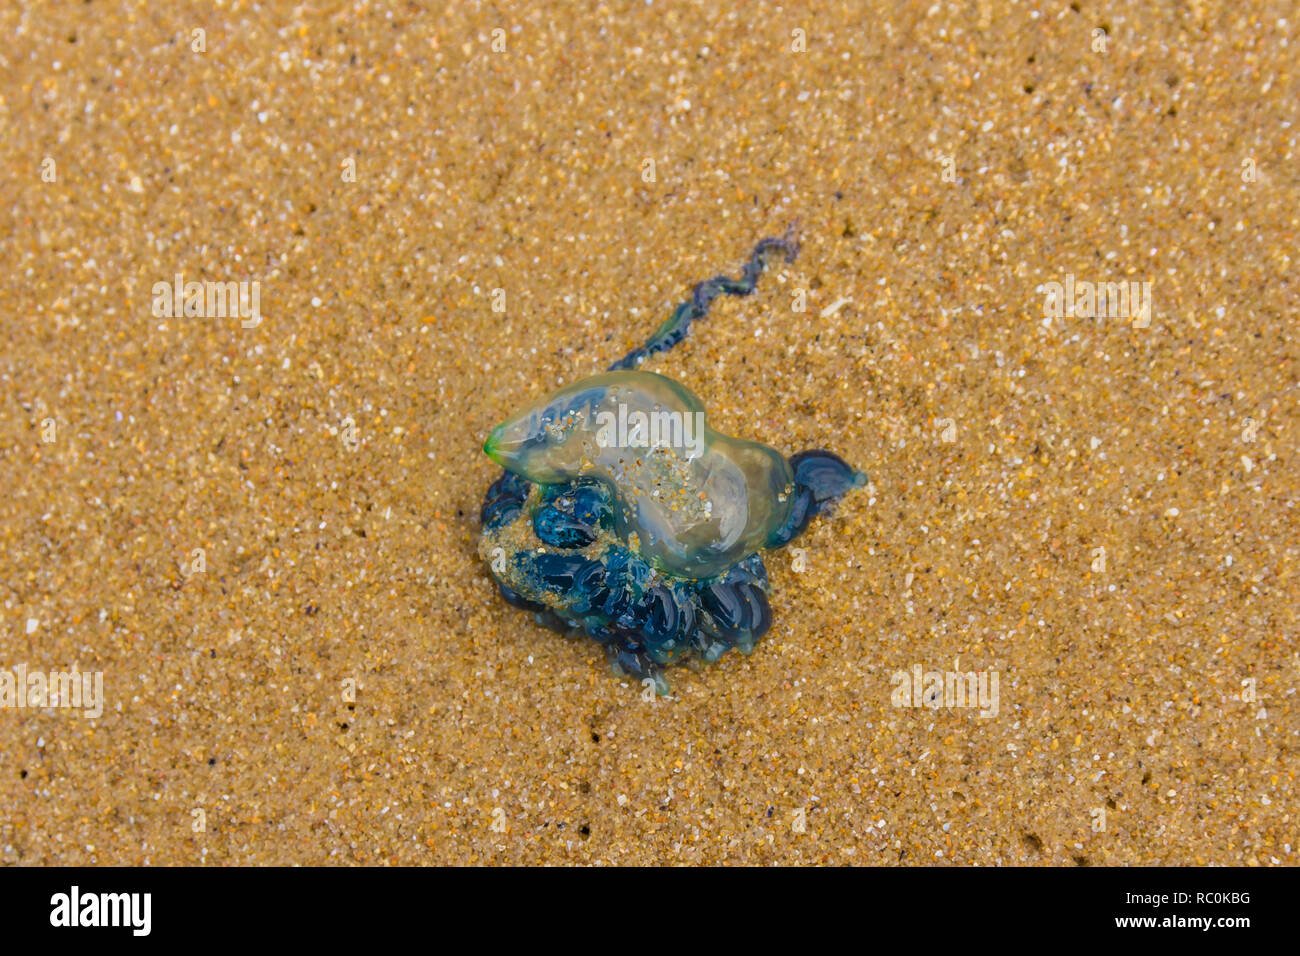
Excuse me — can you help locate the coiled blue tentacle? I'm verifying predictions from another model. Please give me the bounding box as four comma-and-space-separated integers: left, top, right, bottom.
768, 450, 868, 548
609, 225, 800, 371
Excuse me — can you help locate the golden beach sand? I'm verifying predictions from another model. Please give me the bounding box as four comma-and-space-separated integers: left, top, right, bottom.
0, 1, 1295, 864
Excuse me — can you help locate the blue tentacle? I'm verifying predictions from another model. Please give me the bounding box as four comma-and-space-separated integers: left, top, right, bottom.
608, 225, 800, 371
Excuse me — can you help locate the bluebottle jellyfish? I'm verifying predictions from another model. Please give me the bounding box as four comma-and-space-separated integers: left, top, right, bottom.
478, 229, 865, 692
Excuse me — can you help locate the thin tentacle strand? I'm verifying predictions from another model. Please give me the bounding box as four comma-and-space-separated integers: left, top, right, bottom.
608, 224, 800, 371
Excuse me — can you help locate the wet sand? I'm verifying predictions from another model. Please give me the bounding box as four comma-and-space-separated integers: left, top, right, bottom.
0, 1, 1295, 864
